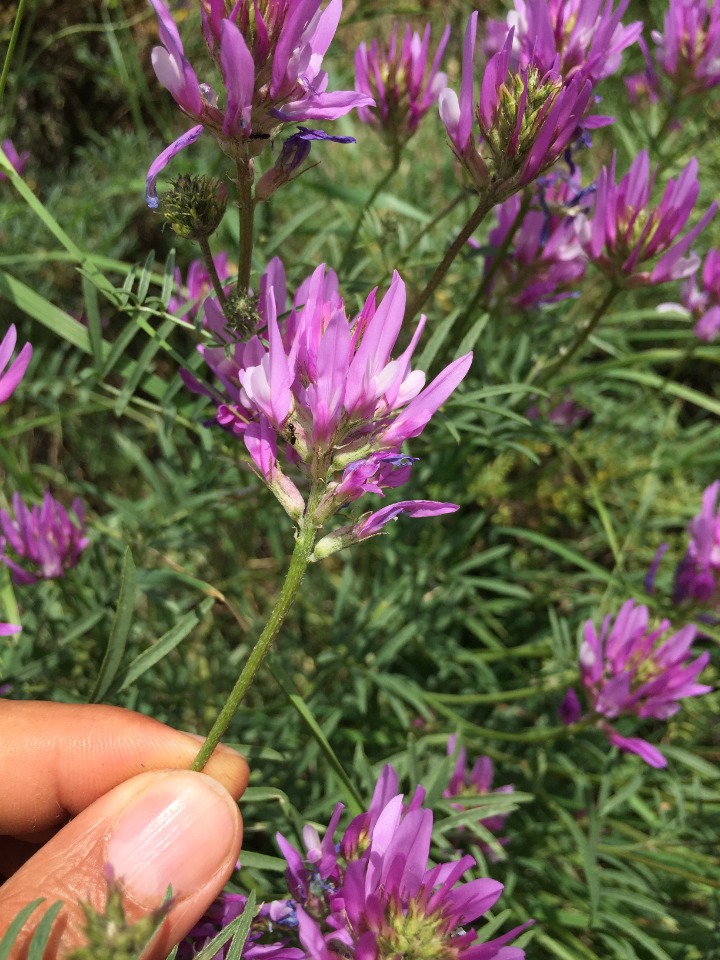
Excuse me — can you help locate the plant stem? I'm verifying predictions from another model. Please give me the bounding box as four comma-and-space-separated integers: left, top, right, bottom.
454, 188, 533, 345
0, 0, 27, 102
236, 158, 255, 295
406, 193, 495, 324
197, 236, 228, 308
530, 282, 621, 387
339, 152, 401, 274
192, 484, 322, 772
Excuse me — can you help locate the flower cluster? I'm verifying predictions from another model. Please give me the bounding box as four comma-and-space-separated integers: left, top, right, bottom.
560, 599, 711, 767
146, 0, 373, 204
444, 737, 514, 858
678, 248, 720, 342
631, 0, 720, 101
483, 173, 590, 308
354, 21, 450, 153
439, 14, 596, 196
180, 765, 532, 959
487, 0, 642, 84
577, 150, 718, 287
0, 491, 90, 585
673, 480, 720, 604
183, 259, 472, 552
0, 325, 32, 405
168, 251, 233, 323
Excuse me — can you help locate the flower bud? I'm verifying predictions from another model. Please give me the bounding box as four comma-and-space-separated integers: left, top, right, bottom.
160, 175, 228, 240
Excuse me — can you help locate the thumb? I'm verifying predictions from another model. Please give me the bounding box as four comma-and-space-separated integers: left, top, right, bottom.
0, 770, 243, 959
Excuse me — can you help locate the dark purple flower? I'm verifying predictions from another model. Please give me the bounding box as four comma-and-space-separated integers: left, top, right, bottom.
0, 491, 89, 585
145, 0, 373, 205
577, 599, 711, 767
178, 892, 304, 959
256, 128, 357, 201
578, 151, 718, 287
355, 21, 450, 150
0, 325, 32, 405
673, 480, 720, 603
559, 687, 582, 724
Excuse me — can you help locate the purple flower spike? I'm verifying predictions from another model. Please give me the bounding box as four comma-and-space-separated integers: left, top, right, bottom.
0, 139, 30, 181
276, 765, 533, 960
0, 490, 90, 585
439, 13, 599, 197
672, 480, 720, 604
672, 249, 720, 342
490, 0, 642, 84
355, 21, 450, 151
651, 0, 720, 97
146, 0, 373, 201
0, 325, 32, 405
576, 599, 711, 767
187, 260, 472, 546
578, 151, 718, 288
444, 735, 515, 859
559, 688, 582, 725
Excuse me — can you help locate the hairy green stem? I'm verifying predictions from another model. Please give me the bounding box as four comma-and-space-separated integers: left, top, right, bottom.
530, 283, 621, 387
197, 236, 228, 308
339, 152, 401, 273
192, 485, 322, 771
236, 158, 255, 295
406, 194, 495, 324
0, 0, 28, 102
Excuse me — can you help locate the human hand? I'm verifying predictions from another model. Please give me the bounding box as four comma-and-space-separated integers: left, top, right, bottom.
0, 701, 249, 958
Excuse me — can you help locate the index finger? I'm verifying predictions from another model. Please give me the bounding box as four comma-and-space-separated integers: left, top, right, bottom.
0, 701, 249, 835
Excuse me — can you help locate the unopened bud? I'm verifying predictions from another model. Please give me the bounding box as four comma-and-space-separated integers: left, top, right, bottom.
223, 291, 260, 341
160, 175, 228, 240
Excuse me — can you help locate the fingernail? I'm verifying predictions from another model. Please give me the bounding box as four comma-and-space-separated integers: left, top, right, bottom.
106, 771, 239, 908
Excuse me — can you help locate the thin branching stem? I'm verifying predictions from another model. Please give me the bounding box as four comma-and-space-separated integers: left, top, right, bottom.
192, 483, 323, 771
339, 150, 402, 274
0, 0, 28, 102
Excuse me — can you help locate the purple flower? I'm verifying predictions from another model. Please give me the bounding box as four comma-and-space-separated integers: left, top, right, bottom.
278, 764, 533, 960
256, 128, 357, 201
355, 21, 450, 150
576, 599, 711, 767
0, 325, 32, 405
145, 0, 373, 205
484, 174, 589, 308
650, 0, 720, 97
673, 480, 720, 603
178, 892, 304, 959
168, 252, 233, 322
439, 14, 597, 196
487, 0, 642, 84
186, 259, 471, 539
444, 735, 514, 858
675, 248, 720, 342
0, 139, 30, 181
0, 491, 89, 585
578, 151, 718, 288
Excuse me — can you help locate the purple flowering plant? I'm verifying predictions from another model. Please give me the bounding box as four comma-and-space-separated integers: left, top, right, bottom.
3, 0, 720, 955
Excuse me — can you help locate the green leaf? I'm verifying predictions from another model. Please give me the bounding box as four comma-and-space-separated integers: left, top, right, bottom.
225, 891, 256, 960
191, 892, 256, 960
0, 899, 45, 960
116, 597, 214, 691
88, 547, 137, 703
27, 902, 64, 960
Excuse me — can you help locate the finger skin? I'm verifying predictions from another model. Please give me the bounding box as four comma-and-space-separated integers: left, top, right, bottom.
0, 770, 243, 959
0, 701, 249, 836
